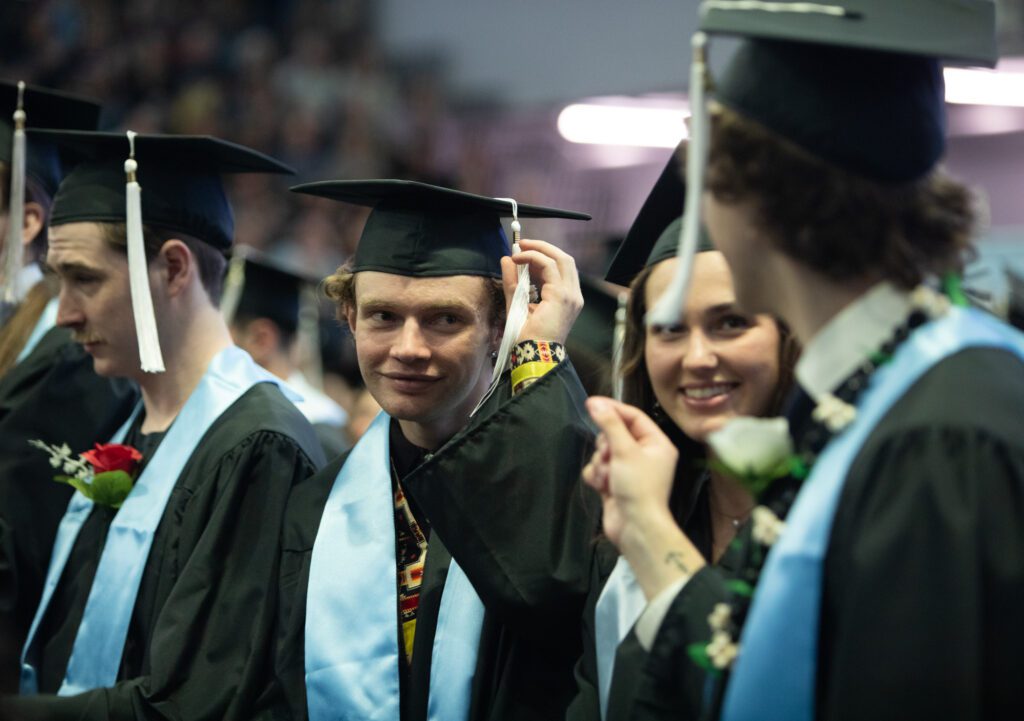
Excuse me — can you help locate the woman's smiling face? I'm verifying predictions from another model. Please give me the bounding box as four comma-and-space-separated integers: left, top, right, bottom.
644, 251, 781, 443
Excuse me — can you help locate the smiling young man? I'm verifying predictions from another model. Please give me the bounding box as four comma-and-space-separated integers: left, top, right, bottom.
0, 84, 139, 692
0, 132, 325, 721
586, 2, 1024, 720
263, 180, 598, 721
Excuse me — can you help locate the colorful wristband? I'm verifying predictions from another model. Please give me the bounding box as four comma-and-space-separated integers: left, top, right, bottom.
510, 340, 566, 394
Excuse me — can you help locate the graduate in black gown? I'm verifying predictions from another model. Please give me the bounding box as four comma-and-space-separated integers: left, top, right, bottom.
260, 180, 597, 721
223, 247, 350, 458
567, 164, 798, 721
584, 2, 1024, 720
0, 83, 138, 692
0, 132, 325, 720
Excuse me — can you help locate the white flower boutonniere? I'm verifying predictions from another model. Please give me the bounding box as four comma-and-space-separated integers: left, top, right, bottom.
707, 417, 797, 495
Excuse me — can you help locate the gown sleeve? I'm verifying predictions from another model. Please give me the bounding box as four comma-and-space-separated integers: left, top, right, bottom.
0, 430, 323, 721
401, 360, 600, 637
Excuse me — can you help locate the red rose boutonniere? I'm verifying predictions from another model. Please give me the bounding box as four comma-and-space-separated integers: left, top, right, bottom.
29, 440, 143, 508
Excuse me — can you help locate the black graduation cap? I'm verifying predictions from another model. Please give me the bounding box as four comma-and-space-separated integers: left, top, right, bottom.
290, 179, 591, 278
605, 142, 714, 286
645, 0, 998, 327
700, 0, 998, 183
0, 81, 100, 194
221, 247, 317, 336
34, 130, 293, 373
34, 131, 294, 251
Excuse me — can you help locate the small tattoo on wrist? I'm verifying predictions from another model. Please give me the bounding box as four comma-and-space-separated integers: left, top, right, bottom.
664, 551, 691, 575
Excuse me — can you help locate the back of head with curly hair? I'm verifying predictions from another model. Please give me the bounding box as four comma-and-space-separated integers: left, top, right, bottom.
705, 105, 980, 289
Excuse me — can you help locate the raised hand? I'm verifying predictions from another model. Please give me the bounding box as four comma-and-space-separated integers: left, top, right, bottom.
500, 238, 584, 345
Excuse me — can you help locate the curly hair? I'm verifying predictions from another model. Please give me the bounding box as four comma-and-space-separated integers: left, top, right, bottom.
705, 104, 980, 289
323, 262, 507, 331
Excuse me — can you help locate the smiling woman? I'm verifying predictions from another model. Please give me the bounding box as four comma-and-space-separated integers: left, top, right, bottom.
568, 204, 799, 721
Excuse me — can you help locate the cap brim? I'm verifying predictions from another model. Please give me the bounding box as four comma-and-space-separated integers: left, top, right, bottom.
291, 179, 592, 221
699, 0, 997, 66
29, 130, 295, 175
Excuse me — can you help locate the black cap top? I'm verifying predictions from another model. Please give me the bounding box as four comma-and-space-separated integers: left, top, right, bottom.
0, 82, 101, 194
700, 0, 998, 183
700, 0, 997, 66
291, 179, 591, 279
35, 131, 294, 250
227, 247, 317, 335
605, 146, 713, 285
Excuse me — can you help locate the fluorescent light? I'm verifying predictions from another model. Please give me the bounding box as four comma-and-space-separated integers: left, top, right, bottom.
944, 67, 1024, 107
557, 103, 688, 147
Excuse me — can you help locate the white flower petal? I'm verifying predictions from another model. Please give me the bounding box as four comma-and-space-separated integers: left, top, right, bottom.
707, 416, 793, 475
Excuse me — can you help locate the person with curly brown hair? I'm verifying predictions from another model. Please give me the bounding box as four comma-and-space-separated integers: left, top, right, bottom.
585, 3, 1024, 721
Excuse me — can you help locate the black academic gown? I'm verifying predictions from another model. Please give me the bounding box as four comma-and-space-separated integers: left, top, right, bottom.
566, 456, 757, 721
0, 327, 138, 693
266, 360, 598, 721
0, 382, 325, 721
633, 348, 1024, 721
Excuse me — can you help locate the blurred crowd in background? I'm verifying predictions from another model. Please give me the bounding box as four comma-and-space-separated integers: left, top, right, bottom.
0, 0, 481, 278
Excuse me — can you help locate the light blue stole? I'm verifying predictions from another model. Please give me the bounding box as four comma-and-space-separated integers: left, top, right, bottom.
720, 308, 1024, 721
593, 557, 647, 720
19, 345, 290, 695
15, 296, 58, 364
306, 411, 485, 721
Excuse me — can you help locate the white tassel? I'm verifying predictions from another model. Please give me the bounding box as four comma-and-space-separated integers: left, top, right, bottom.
647, 32, 711, 327
124, 130, 165, 373
218, 249, 247, 325
471, 198, 530, 416
611, 291, 628, 401
299, 282, 324, 388
2, 81, 27, 304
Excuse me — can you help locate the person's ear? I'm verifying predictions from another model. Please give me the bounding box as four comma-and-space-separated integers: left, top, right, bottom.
21, 201, 45, 248
157, 238, 193, 298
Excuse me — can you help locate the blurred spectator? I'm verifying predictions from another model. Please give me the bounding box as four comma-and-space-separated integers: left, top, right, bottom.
0, 0, 468, 275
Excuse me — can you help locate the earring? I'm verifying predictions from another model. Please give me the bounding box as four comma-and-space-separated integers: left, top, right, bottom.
490, 350, 498, 360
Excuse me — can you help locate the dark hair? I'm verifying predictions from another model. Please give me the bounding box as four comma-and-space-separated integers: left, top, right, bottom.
231, 312, 297, 351
1, 161, 54, 263
706, 104, 979, 289
99, 223, 227, 305
619, 257, 800, 519
323, 261, 507, 331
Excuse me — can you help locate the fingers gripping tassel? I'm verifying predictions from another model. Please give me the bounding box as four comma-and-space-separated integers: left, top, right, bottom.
472, 197, 530, 415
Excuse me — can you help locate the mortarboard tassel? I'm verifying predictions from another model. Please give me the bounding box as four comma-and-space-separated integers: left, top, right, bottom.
124, 130, 165, 373
647, 32, 712, 327
611, 291, 628, 401
1, 81, 27, 304
299, 282, 324, 388
472, 197, 531, 415
219, 248, 248, 326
